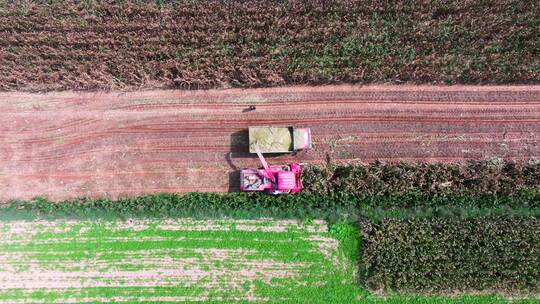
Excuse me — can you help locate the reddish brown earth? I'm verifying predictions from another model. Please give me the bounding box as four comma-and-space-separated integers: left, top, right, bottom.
1, 85, 539, 201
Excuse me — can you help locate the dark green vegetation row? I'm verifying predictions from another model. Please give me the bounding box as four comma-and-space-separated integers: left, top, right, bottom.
360, 217, 540, 294
0, 0, 538, 91
2, 191, 539, 221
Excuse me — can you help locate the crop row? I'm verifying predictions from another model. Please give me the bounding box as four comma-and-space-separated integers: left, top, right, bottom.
303, 160, 540, 196
2, 190, 539, 221
0, 0, 538, 91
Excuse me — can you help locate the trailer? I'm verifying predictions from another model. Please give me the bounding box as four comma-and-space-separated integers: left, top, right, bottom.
248, 126, 311, 154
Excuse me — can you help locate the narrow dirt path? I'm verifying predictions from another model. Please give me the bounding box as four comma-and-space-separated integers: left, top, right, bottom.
1, 85, 539, 200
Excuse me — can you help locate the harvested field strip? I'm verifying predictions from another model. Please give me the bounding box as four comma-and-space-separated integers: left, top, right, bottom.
0, 219, 360, 303
1, 86, 540, 200
0, 1, 538, 91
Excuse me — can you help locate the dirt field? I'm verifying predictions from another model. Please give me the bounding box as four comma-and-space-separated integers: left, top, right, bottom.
1, 85, 539, 201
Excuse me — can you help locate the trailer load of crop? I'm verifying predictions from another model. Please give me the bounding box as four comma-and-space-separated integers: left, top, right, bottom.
248, 126, 311, 153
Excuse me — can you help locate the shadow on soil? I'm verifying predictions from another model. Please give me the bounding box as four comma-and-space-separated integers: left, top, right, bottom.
229, 130, 250, 160
227, 130, 249, 192
228, 170, 240, 192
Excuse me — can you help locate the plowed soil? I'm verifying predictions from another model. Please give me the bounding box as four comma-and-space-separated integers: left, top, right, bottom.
1, 85, 539, 200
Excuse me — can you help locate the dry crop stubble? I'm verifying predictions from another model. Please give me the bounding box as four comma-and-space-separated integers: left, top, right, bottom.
0, 0, 538, 91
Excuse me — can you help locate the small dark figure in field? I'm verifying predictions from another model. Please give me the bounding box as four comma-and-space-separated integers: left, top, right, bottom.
243, 105, 256, 112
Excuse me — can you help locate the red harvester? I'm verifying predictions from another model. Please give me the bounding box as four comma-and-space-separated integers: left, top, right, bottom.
240, 148, 304, 195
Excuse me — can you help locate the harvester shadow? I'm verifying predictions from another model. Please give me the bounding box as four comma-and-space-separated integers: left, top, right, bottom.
227, 130, 250, 192
228, 170, 240, 192
229, 130, 250, 160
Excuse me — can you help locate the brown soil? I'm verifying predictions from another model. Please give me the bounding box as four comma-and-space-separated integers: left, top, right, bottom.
1, 85, 539, 200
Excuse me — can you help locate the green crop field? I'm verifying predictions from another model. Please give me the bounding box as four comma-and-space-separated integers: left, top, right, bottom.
0, 217, 525, 303
0, 218, 361, 303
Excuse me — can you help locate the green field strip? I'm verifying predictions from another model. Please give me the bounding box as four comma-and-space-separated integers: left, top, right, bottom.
0, 219, 337, 303
0, 286, 234, 303
3, 239, 322, 265
2, 225, 326, 268
1, 219, 327, 236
